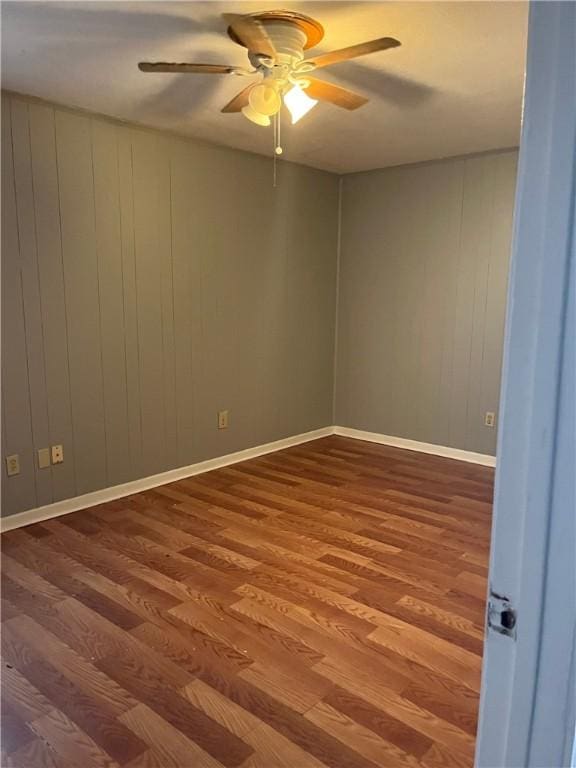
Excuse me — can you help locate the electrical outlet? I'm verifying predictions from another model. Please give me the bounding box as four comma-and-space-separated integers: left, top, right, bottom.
485, 411, 496, 428
218, 410, 229, 430
6, 454, 20, 477
51, 444, 64, 464
38, 448, 51, 469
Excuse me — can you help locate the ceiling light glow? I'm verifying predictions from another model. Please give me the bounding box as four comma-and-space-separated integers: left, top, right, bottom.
284, 85, 318, 124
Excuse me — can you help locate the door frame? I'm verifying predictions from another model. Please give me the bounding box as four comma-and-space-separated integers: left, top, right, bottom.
475, 2, 576, 766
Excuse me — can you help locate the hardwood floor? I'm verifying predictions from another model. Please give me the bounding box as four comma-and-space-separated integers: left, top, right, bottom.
1, 436, 493, 768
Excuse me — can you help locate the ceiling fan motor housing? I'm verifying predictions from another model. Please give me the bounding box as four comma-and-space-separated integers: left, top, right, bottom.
229, 11, 324, 73
264, 22, 307, 64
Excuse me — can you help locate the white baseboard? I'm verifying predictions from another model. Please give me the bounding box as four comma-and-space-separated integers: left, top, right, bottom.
0, 427, 334, 533
1, 424, 495, 532
333, 426, 496, 467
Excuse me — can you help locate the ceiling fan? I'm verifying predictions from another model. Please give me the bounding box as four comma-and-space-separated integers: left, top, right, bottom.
138, 10, 401, 128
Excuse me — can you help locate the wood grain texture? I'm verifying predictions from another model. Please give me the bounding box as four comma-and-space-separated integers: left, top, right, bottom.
1, 436, 492, 767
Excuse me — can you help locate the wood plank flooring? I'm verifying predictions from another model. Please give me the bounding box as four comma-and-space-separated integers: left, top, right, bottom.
1, 436, 493, 768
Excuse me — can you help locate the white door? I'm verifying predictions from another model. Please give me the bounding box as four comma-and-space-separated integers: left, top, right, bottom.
475, 2, 576, 766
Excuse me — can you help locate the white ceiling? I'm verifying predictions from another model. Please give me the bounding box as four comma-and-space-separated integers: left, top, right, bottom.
1, 1, 528, 173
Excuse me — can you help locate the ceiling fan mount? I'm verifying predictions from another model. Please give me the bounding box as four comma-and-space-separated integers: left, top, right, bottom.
226, 10, 325, 52
138, 9, 401, 128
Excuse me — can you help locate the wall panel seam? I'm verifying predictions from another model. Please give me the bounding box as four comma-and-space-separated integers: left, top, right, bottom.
18, 100, 54, 500
9, 99, 38, 506
26, 103, 54, 465
167, 140, 178, 463
129, 132, 145, 469
332, 175, 343, 423
462, 160, 481, 448
451, 158, 469, 447
52, 105, 78, 497
115, 124, 133, 478
478, 160, 497, 419
90, 118, 110, 486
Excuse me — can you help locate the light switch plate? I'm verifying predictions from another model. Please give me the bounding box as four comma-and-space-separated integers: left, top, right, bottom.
6, 454, 20, 476
38, 447, 51, 469
51, 444, 64, 464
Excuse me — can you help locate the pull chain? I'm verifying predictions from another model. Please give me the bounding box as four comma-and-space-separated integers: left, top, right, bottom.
276, 111, 282, 155
273, 113, 277, 187
273, 111, 282, 188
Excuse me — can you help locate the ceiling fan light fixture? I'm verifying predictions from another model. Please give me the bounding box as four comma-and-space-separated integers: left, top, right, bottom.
249, 82, 282, 115
284, 84, 318, 124
241, 81, 282, 126
138, 13, 400, 135
241, 103, 271, 126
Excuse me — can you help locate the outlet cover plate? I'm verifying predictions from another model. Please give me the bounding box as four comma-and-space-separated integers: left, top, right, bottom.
6, 454, 20, 476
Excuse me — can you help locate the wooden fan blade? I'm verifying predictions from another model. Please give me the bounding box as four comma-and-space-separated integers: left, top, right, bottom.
306, 37, 401, 69
305, 78, 368, 110
221, 84, 255, 113
138, 62, 240, 74
223, 13, 276, 58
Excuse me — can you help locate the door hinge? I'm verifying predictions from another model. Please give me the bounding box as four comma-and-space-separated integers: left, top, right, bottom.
487, 588, 517, 639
